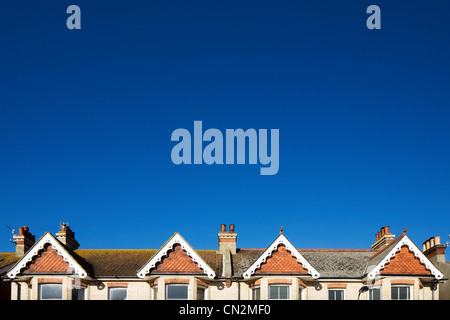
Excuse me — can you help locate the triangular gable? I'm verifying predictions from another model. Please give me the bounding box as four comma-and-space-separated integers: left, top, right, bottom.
367, 234, 443, 280
137, 233, 216, 279
7, 232, 88, 279
243, 233, 320, 279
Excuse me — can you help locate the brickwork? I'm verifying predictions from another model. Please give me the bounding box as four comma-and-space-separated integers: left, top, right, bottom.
22, 245, 71, 274
152, 244, 204, 274
380, 246, 431, 276
255, 245, 309, 274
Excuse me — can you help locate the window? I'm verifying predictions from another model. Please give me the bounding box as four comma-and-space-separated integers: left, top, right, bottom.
391, 286, 411, 300
109, 287, 127, 300
72, 287, 86, 300
328, 289, 345, 300
251, 286, 261, 300
39, 284, 62, 300
268, 285, 290, 300
166, 284, 188, 300
298, 287, 303, 300
197, 287, 206, 300
369, 287, 381, 300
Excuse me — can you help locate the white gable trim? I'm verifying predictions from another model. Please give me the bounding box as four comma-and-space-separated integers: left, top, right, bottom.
7, 232, 88, 279
243, 233, 320, 279
137, 233, 216, 279
367, 235, 444, 280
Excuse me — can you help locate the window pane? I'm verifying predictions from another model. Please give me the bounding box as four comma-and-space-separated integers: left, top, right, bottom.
391, 287, 398, 300
109, 288, 127, 300
399, 287, 409, 300
197, 287, 205, 300
40, 284, 62, 300
269, 286, 278, 299
72, 287, 85, 300
391, 286, 410, 300
166, 285, 188, 300
252, 287, 261, 300
269, 285, 290, 300
329, 289, 344, 300
279, 286, 289, 299
369, 288, 381, 300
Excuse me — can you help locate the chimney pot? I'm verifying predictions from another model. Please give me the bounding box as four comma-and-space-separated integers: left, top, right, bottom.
371, 226, 395, 251
229, 224, 235, 232
430, 237, 435, 248
423, 235, 447, 263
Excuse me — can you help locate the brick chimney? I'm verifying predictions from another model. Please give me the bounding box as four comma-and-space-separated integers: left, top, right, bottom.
13, 226, 35, 257
422, 236, 446, 265
218, 224, 237, 255
371, 226, 395, 251
56, 223, 80, 250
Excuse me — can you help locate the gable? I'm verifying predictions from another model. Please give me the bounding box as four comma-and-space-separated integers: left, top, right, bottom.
367, 234, 443, 280
380, 245, 431, 276
22, 244, 72, 274
151, 243, 204, 274
255, 244, 309, 274
137, 233, 216, 279
243, 233, 320, 279
7, 232, 88, 279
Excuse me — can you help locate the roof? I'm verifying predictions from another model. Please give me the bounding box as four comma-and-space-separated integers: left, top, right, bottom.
1, 231, 442, 280
0, 253, 20, 275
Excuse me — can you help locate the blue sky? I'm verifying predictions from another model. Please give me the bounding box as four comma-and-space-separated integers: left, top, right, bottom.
1, 1, 449, 253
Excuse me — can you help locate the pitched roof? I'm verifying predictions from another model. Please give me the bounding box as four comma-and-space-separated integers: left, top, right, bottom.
365, 234, 444, 280
300, 250, 375, 278
242, 234, 321, 279
137, 233, 217, 279
0, 253, 20, 275
1, 230, 443, 281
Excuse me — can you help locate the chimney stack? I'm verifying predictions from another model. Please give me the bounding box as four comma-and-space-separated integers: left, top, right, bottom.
56, 223, 80, 250
422, 236, 446, 264
371, 226, 395, 251
218, 224, 237, 255
13, 226, 35, 257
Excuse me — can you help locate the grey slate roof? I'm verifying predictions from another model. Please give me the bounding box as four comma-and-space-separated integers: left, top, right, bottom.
300, 250, 374, 278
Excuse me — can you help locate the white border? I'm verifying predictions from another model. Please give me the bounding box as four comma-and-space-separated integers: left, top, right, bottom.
242, 233, 320, 279
137, 233, 216, 279
7, 232, 88, 279
367, 235, 443, 280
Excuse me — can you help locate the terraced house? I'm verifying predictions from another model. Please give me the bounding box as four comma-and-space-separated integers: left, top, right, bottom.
0, 223, 448, 300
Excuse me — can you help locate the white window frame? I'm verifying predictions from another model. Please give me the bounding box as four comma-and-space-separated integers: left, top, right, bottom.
108, 287, 127, 300
251, 286, 261, 300
368, 286, 382, 300
165, 284, 189, 300
39, 283, 63, 300
268, 284, 291, 300
391, 285, 412, 300
328, 289, 345, 300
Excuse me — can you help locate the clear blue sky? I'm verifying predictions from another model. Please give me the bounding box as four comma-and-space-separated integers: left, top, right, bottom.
1, 1, 449, 253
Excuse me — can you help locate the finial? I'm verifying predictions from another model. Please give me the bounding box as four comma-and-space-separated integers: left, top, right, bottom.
280, 226, 283, 234
403, 227, 407, 235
